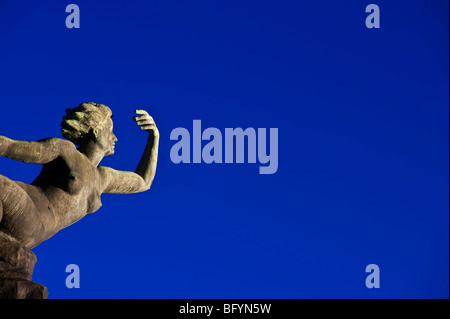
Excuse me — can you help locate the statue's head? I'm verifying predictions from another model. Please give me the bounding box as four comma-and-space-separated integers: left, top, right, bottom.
61, 102, 117, 155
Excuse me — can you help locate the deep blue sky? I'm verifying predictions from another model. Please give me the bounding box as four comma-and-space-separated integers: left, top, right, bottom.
0, 0, 448, 298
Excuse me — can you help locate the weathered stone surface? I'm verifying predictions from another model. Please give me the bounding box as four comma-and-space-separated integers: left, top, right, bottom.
0, 279, 48, 299
0, 103, 159, 298
0, 232, 48, 299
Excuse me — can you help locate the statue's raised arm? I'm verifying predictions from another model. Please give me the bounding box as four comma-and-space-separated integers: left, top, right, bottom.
99, 109, 159, 194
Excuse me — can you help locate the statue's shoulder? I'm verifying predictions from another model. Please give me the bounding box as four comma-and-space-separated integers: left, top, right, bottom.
44, 138, 88, 172
35, 137, 77, 154
45, 137, 75, 148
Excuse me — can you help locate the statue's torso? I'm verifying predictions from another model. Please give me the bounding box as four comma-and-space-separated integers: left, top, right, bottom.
22, 150, 104, 243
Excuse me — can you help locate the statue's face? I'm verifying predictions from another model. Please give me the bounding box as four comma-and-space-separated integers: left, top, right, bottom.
95, 117, 117, 156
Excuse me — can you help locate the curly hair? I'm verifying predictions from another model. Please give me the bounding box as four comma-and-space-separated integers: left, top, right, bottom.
61, 102, 112, 145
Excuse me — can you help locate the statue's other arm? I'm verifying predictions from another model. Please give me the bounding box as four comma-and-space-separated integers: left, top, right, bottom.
99, 110, 159, 194
0, 136, 76, 164
99, 166, 152, 194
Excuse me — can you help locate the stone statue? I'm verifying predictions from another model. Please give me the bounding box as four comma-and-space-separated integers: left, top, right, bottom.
0, 102, 159, 298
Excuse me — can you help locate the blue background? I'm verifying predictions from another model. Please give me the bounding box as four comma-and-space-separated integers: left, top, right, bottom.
0, 0, 448, 298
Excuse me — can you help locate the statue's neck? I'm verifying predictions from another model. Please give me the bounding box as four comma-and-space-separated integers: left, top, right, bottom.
77, 142, 104, 167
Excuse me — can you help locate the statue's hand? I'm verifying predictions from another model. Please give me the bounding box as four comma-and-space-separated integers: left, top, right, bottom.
133, 110, 159, 138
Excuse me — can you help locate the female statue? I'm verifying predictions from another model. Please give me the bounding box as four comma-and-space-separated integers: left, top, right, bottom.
0, 102, 159, 298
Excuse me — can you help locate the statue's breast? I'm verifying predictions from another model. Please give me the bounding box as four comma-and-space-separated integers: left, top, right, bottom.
86, 190, 102, 214
32, 156, 104, 217
32, 157, 84, 195
86, 167, 103, 214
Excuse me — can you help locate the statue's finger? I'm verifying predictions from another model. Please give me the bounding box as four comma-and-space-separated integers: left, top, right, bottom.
137, 119, 154, 125
140, 124, 156, 130
134, 114, 152, 121
135, 109, 149, 115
